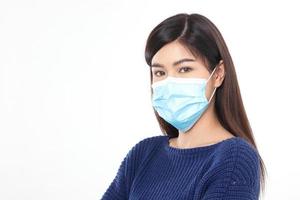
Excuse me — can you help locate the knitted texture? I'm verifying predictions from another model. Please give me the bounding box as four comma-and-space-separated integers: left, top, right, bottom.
100, 135, 260, 200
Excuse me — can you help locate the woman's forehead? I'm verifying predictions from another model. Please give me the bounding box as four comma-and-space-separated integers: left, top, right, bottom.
151, 41, 194, 64
151, 41, 205, 68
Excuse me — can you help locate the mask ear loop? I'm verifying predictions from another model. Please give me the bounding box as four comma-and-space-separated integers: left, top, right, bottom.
208, 87, 217, 103
207, 66, 218, 103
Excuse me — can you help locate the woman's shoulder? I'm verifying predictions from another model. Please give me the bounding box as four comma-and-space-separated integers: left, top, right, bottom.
209, 136, 261, 181
195, 137, 261, 194
214, 136, 260, 162
136, 134, 166, 145
125, 135, 166, 158
120, 135, 166, 174
129, 135, 166, 154
197, 137, 261, 199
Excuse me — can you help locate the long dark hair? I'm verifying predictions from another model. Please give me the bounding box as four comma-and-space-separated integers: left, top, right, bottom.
144, 13, 266, 194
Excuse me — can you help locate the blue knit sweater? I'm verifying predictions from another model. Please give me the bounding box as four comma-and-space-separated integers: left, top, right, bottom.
100, 135, 260, 200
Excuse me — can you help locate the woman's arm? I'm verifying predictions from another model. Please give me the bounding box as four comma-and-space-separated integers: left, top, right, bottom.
100, 136, 162, 200
100, 153, 129, 200
100, 141, 139, 200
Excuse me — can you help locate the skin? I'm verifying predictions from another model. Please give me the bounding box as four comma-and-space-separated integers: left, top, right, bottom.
151, 40, 235, 149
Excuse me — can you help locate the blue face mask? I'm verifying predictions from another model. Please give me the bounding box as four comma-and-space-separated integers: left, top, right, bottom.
151, 66, 218, 133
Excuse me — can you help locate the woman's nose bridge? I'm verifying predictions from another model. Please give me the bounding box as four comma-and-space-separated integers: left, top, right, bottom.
166, 68, 178, 77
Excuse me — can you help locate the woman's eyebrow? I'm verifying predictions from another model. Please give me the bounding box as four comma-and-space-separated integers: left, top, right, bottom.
151, 58, 196, 68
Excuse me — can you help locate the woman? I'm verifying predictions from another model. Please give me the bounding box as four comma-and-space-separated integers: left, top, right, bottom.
101, 13, 266, 200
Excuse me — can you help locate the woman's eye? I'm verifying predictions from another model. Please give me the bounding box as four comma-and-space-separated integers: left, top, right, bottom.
179, 67, 192, 73
153, 71, 165, 77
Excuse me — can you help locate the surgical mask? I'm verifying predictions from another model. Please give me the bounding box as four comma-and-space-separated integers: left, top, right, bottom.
151, 66, 218, 133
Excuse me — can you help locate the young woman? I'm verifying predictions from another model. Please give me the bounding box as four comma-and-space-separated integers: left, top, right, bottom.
101, 13, 266, 200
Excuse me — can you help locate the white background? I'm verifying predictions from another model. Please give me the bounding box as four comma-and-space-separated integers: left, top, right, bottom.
0, 0, 299, 199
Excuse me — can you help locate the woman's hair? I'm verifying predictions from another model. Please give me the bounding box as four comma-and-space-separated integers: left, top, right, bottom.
144, 13, 266, 193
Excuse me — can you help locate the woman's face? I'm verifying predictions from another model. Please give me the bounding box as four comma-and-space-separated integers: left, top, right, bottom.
151, 40, 213, 83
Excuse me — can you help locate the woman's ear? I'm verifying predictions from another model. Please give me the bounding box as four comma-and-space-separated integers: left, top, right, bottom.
214, 60, 226, 87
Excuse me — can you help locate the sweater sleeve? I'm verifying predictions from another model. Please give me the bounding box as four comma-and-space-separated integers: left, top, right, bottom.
100, 141, 142, 200
199, 141, 261, 200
